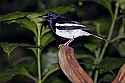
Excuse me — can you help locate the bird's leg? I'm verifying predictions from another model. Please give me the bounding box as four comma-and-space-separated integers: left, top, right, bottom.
64, 39, 74, 46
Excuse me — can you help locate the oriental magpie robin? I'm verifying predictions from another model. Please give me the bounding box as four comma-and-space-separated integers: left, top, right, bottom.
43, 12, 104, 46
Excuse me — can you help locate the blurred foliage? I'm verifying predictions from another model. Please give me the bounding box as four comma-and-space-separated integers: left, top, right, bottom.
0, 0, 125, 83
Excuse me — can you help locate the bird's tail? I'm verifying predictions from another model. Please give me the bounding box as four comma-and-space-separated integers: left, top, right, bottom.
91, 34, 107, 41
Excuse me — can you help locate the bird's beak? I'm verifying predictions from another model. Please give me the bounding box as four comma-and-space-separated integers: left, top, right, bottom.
37, 15, 48, 23
41, 15, 48, 21
42, 15, 48, 18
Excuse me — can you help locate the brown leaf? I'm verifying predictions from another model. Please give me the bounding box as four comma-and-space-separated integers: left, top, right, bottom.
112, 64, 125, 83
58, 45, 93, 83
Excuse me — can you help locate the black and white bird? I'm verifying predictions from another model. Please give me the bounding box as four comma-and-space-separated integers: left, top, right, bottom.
43, 12, 104, 46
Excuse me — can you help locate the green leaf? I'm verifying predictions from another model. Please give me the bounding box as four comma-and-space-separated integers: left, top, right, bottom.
1, 51, 36, 81
0, 65, 34, 82
41, 33, 54, 48
26, 13, 45, 25
118, 18, 125, 37
118, 42, 125, 57
0, 12, 46, 36
94, 18, 111, 35
78, 54, 95, 71
0, 43, 18, 56
0, 69, 15, 82
42, 47, 58, 75
0, 66, 25, 81
26, 12, 44, 19
0, 46, 36, 81
42, 66, 59, 82
0, 43, 36, 56
84, 43, 97, 53
0, 11, 27, 21
2, 17, 38, 36
98, 57, 125, 74
13, 18, 37, 36
40, 26, 55, 48
117, 0, 125, 10
0, 12, 44, 22
41, 26, 51, 37
45, 75, 69, 83
99, 73, 114, 83
0, 43, 36, 75
47, 5, 74, 14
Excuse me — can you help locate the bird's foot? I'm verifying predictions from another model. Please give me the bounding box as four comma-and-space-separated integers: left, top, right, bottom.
64, 39, 74, 46
58, 39, 74, 48
58, 44, 65, 48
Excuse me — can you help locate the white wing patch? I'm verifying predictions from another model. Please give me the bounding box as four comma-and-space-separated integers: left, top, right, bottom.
55, 23, 86, 27
56, 28, 91, 39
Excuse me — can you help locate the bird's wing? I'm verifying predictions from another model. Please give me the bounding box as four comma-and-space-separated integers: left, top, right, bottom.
55, 21, 89, 30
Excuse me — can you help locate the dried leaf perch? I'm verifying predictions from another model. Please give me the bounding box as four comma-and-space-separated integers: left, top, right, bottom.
112, 64, 125, 83
58, 45, 93, 83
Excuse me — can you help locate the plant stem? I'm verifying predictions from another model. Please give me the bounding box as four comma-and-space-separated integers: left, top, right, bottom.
111, 36, 125, 43
37, 25, 42, 83
37, 48, 41, 83
93, 3, 119, 83
41, 66, 60, 83
27, 73, 37, 82
94, 70, 98, 83
98, 3, 119, 63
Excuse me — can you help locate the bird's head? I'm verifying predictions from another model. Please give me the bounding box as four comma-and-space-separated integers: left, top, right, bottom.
43, 12, 60, 21
42, 12, 66, 31
42, 12, 66, 24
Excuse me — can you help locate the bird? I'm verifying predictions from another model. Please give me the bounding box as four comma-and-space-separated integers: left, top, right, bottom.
42, 12, 105, 46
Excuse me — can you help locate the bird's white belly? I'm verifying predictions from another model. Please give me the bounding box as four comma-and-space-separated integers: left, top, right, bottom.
56, 28, 91, 39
